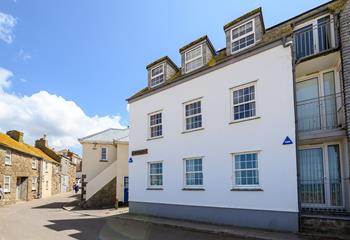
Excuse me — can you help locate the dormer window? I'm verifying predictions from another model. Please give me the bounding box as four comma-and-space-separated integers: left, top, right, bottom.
150, 64, 165, 87
231, 19, 255, 53
185, 45, 203, 73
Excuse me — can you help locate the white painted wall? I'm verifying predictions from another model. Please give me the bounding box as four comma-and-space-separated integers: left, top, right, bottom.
81, 142, 129, 202
82, 143, 118, 182
129, 44, 299, 213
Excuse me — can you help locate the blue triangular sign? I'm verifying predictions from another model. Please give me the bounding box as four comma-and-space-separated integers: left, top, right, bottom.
283, 136, 293, 145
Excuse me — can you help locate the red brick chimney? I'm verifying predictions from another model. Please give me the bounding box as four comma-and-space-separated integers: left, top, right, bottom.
6, 130, 24, 143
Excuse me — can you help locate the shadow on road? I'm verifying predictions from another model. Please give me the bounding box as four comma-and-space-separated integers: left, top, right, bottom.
43, 214, 252, 240
32, 202, 67, 209
45, 217, 107, 240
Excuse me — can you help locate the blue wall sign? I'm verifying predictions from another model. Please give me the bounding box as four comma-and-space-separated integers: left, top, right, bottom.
283, 136, 293, 145
128, 157, 133, 163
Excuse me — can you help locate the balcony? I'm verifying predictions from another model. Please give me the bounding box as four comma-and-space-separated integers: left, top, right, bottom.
296, 92, 345, 134
300, 178, 345, 209
293, 16, 337, 61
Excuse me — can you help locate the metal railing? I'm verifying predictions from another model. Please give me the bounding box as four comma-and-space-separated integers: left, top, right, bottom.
296, 93, 344, 133
294, 19, 336, 60
300, 178, 346, 208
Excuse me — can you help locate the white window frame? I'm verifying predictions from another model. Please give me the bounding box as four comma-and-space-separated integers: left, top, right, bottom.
101, 147, 108, 161
231, 19, 256, 54
5, 149, 12, 166
150, 64, 165, 88
183, 98, 203, 132
232, 151, 261, 189
32, 158, 37, 169
183, 157, 204, 189
32, 176, 37, 191
4, 175, 11, 193
148, 161, 163, 188
148, 110, 163, 139
294, 13, 335, 55
184, 45, 203, 73
230, 81, 257, 122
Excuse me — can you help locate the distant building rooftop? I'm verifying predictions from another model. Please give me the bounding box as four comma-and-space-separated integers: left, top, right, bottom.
78, 128, 129, 144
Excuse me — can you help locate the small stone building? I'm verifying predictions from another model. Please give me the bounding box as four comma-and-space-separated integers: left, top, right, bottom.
0, 131, 58, 205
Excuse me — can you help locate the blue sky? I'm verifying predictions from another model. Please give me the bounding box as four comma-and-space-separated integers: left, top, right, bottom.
0, 0, 329, 152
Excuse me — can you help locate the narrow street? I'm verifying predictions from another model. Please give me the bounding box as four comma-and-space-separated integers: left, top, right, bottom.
0, 193, 252, 240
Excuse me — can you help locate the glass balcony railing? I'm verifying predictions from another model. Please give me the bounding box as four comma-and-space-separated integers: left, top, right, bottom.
296, 92, 345, 133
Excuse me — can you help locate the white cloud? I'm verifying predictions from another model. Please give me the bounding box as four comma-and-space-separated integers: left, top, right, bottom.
0, 67, 126, 151
0, 67, 13, 92
0, 12, 16, 44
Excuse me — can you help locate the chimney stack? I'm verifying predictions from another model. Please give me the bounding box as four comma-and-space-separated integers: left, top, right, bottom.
35, 134, 48, 148
6, 130, 24, 143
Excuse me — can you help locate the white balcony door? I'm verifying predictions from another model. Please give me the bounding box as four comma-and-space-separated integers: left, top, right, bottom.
299, 144, 343, 209
296, 71, 336, 132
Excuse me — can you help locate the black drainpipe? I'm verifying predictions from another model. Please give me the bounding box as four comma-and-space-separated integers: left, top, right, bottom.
285, 32, 302, 232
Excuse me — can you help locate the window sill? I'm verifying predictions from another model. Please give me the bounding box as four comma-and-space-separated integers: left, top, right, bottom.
147, 136, 164, 141
146, 187, 163, 190
231, 187, 263, 192
99, 160, 109, 162
5, 164, 12, 166
229, 116, 260, 125
182, 127, 204, 134
182, 188, 205, 191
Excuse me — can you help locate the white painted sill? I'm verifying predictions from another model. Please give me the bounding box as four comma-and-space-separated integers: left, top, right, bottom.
182, 187, 205, 191
147, 136, 164, 141
181, 127, 204, 134
229, 116, 260, 125
146, 187, 163, 190
231, 187, 263, 192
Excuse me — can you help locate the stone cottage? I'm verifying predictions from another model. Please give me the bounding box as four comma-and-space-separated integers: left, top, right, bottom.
0, 130, 58, 205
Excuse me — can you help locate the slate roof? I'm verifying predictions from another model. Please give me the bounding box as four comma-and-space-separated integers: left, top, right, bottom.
127, 0, 346, 103
78, 128, 129, 144
0, 133, 57, 163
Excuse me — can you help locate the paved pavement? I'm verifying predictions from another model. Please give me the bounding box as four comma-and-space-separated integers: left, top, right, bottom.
0, 193, 254, 240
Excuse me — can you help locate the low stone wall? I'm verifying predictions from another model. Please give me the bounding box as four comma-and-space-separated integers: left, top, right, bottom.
82, 177, 116, 209
302, 215, 350, 235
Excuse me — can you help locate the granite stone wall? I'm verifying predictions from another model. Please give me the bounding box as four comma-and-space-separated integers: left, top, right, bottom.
82, 177, 116, 209
51, 163, 60, 195
0, 147, 40, 205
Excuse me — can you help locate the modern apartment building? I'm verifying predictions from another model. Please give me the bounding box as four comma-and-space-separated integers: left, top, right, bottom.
128, 0, 350, 233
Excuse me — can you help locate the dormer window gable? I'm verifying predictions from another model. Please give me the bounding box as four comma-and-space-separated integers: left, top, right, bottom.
179, 35, 215, 74
224, 7, 265, 55
147, 56, 178, 89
